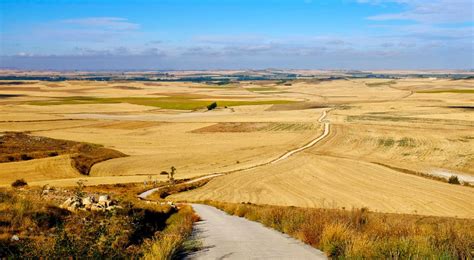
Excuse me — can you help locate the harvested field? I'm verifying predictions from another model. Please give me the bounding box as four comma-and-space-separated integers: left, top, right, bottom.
87, 121, 163, 130
113, 85, 143, 90
191, 122, 315, 133
0, 78, 472, 219
170, 154, 474, 218
0, 155, 80, 185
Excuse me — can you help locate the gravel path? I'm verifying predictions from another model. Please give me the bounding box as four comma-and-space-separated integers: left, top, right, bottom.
184, 204, 327, 260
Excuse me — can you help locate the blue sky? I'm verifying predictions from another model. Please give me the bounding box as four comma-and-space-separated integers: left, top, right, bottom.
0, 0, 473, 70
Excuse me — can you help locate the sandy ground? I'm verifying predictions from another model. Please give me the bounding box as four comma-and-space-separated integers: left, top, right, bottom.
185, 204, 326, 260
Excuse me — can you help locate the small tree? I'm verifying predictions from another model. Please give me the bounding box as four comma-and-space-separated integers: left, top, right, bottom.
74, 180, 86, 199
207, 102, 217, 110
169, 166, 176, 184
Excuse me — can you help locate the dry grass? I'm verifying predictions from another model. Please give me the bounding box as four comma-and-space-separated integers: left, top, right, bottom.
142, 205, 199, 260
0, 185, 196, 258
147, 179, 211, 200
205, 201, 474, 258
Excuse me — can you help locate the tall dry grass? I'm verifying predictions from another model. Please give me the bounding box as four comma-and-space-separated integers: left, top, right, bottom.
0, 187, 198, 258
204, 201, 473, 258
142, 205, 199, 260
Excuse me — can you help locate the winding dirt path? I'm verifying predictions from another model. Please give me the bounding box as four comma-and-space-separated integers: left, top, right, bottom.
272, 109, 330, 164
138, 109, 331, 199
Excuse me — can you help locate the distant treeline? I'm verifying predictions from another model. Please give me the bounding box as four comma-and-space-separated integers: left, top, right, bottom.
0, 73, 471, 82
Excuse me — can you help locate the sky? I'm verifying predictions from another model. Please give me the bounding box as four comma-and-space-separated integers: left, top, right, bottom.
0, 0, 473, 70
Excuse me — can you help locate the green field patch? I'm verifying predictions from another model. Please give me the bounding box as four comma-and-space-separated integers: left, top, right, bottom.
365, 80, 396, 87
246, 87, 279, 92
417, 89, 474, 94
28, 96, 295, 110
192, 83, 239, 89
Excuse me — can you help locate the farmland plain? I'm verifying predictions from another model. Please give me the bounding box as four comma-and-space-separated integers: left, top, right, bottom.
0, 77, 473, 217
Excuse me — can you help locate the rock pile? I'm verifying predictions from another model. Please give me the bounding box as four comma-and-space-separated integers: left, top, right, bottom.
60, 194, 121, 212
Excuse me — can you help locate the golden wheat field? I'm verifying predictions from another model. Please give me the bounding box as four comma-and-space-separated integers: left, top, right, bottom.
1, 78, 473, 217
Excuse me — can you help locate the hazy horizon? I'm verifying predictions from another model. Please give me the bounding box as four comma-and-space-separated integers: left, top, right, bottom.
1, 0, 473, 70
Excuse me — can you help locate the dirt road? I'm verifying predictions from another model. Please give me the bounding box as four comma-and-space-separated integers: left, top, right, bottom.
138, 109, 331, 199
184, 204, 326, 260
138, 173, 223, 199
272, 109, 330, 164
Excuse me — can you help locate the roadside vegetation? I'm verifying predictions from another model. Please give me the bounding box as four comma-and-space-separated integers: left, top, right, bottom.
142, 205, 199, 260
0, 132, 126, 175
204, 201, 473, 259
0, 185, 197, 258
147, 179, 211, 200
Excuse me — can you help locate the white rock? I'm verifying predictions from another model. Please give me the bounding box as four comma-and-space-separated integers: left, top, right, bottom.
11, 235, 19, 241
82, 196, 94, 205
91, 204, 105, 212
98, 195, 110, 202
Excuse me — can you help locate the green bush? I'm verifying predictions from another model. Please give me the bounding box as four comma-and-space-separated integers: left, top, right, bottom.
207, 102, 217, 110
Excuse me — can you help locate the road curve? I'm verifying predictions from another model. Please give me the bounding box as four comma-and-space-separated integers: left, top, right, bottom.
138, 173, 223, 199
272, 110, 330, 164
139, 109, 332, 199
184, 204, 327, 260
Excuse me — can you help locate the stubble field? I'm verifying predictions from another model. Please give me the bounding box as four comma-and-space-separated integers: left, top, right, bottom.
0, 78, 472, 218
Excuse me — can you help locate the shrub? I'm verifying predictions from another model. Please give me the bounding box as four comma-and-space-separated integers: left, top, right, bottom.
7, 156, 15, 161
48, 151, 59, 157
142, 205, 199, 260
448, 175, 460, 185
20, 154, 33, 160
160, 171, 169, 175
207, 102, 217, 110
11, 179, 28, 188
321, 223, 352, 257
